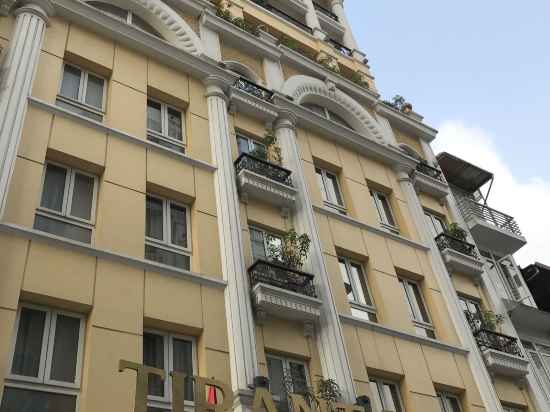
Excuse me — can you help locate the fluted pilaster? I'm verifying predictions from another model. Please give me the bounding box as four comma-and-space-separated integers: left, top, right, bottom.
330, 0, 361, 59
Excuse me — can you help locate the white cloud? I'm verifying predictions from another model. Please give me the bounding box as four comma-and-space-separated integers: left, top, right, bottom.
432, 120, 550, 267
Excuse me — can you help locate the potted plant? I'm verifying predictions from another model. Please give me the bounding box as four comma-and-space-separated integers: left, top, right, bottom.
480, 310, 504, 331
264, 130, 282, 164
446, 223, 468, 242
268, 229, 311, 270
306, 379, 342, 412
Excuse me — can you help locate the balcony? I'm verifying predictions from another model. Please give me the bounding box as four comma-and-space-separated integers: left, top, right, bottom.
234, 77, 274, 102
250, 0, 313, 34
456, 197, 526, 256
313, 2, 338, 21
326, 38, 353, 57
413, 162, 449, 201
435, 233, 484, 281
235, 153, 297, 210
249, 259, 322, 327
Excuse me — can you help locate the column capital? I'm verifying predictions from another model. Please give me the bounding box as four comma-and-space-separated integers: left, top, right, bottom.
394, 163, 414, 182
274, 109, 297, 132
13, 0, 54, 21
203, 75, 232, 102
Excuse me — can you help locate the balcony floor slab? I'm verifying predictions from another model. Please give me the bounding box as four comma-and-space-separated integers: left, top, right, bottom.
237, 168, 297, 209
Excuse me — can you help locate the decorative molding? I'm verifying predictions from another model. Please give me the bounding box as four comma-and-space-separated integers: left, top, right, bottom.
28, 97, 217, 173
374, 102, 438, 143
0, 222, 228, 289
440, 247, 484, 282
228, 87, 279, 122
251, 283, 322, 322
313, 205, 430, 251
481, 349, 530, 378
236, 168, 297, 209
413, 171, 450, 201
340, 314, 470, 355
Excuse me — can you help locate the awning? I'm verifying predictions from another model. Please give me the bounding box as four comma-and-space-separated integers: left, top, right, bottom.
436, 152, 493, 193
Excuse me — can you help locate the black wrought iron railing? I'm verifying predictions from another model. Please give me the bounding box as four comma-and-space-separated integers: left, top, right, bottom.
435, 233, 478, 259
250, 0, 313, 34
248, 259, 317, 298
234, 77, 274, 101
464, 312, 523, 357
313, 2, 338, 21
416, 162, 444, 182
235, 153, 293, 186
326, 38, 352, 57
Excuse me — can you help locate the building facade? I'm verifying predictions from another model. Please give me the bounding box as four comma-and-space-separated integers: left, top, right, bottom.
0, 0, 546, 411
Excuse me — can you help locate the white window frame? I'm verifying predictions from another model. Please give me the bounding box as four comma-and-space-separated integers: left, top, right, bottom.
265, 354, 310, 402
249, 225, 283, 262
424, 210, 447, 238
437, 392, 462, 412
369, 377, 404, 412
338, 256, 377, 321
302, 103, 353, 129
144, 329, 197, 410
6, 303, 85, 408
370, 190, 399, 233
145, 194, 192, 262
399, 278, 435, 339
147, 97, 186, 148
57, 62, 106, 118
524, 341, 550, 401
236, 134, 267, 157
315, 166, 346, 214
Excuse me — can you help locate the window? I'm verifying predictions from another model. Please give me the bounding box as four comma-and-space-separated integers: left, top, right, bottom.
143, 331, 196, 411
399, 278, 435, 339
370, 190, 398, 233
34, 163, 98, 244
437, 392, 462, 412
502, 406, 524, 412
147, 99, 185, 153
524, 341, 550, 401
57, 63, 105, 121
316, 167, 346, 214
458, 296, 482, 329
302, 103, 353, 130
424, 211, 447, 239
145, 195, 191, 270
2, 305, 85, 412
266, 354, 309, 411
338, 257, 377, 322
88, 1, 162, 37
249, 226, 282, 262
237, 135, 267, 159
369, 378, 403, 412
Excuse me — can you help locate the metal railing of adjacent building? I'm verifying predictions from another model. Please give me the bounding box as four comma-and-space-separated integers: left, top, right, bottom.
435, 233, 479, 259
248, 259, 317, 298
464, 312, 523, 357
235, 153, 293, 186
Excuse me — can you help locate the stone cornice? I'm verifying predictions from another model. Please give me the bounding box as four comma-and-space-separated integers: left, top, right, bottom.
0, 222, 228, 289
375, 102, 438, 143
200, 9, 282, 61
29, 97, 217, 173
340, 314, 470, 355
313, 205, 430, 251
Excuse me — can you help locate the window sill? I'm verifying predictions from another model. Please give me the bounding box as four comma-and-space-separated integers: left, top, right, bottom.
147, 131, 186, 154
323, 201, 347, 215
34, 211, 94, 244
56, 96, 104, 122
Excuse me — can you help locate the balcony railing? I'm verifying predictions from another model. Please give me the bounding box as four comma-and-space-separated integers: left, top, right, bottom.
416, 162, 444, 182
457, 197, 523, 238
234, 77, 274, 102
235, 153, 293, 186
251, 0, 313, 34
326, 38, 353, 57
465, 312, 523, 357
313, 2, 338, 21
248, 259, 317, 298
435, 233, 478, 259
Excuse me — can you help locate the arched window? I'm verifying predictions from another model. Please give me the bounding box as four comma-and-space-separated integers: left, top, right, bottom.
302, 103, 354, 130
87, 1, 162, 38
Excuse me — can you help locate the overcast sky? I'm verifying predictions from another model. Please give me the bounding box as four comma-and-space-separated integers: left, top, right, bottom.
346, 1, 550, 266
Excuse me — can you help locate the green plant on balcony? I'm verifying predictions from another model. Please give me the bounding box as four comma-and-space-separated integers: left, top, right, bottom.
316, 52, 340, 74
280, 35, 301, 52
304, 378, 342, 412
384, 95, 413, 114
249, 131, 283, 164
446, 223, 468, 242
480, 310, 505, 332
350, 71, 370, 89
268, 229, 311, 270
214, 2, 259, 36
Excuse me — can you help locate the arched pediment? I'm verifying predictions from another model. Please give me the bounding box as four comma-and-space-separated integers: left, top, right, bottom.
87, 0, 203, 55
282, 75, 385, 142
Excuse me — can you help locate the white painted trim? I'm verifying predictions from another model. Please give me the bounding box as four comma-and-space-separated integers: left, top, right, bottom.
28, 97, 217, 173
374, 102, 437, 143
339, 314, 469, 356
0, 222, 227, 289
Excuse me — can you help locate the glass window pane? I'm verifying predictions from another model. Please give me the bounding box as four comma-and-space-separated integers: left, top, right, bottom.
369, 380, 384, 412
338, 259, 355, 302
143, 332, 165, 397
267, 357, 284, 399
33, 215, 92, 243
388, 384, 402, 412
70, 173, 94, 220
60, 65, 81, 101
399, 280, 414, 319
433, 216, 446, 235
379, 194, 395, 226
237, 136, 250, 155
371, 191, 384, 222
84, 74, 104, 109
0, 387, 76, 412
146, 197, 164, 240
250, 140, 267, 160
49, 315, 80, 383
350, 263, 372, 306
145, 245, 190, 270
382, 383, 398, 412
289, 362, 307, 395
250, 228, 267, 261
173, 338, 194, 400
447, 396, 461, 412
328, 110, 352, 129
411, 283, 430, 323
170, 204, 187, 248
11, 308, 46, 378
147, 100, 162, 133
41, 164, 67, 212
167, 107, 183, 140
316, 168, 328, 202
325, 173, 343, 206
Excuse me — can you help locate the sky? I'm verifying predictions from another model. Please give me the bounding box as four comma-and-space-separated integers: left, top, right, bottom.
346, 1, 550, 266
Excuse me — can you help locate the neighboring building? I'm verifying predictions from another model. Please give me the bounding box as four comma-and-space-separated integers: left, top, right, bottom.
0, 1, 546, 412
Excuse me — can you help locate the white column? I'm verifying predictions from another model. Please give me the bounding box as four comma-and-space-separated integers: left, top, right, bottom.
263, 58, 284, 91
199, 14, 222, 61
0, 0, 53, 216
394, 166, 504, 412
275, 111, 356, 403
204, 76, 259, 399
330, 0, 362, 60
302, 0, 325, 40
